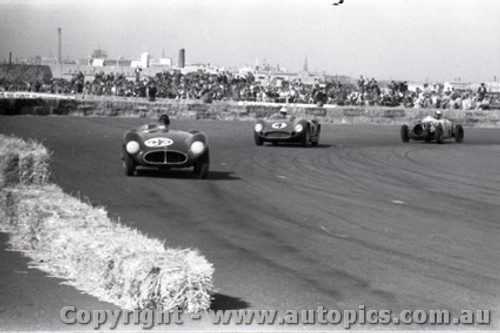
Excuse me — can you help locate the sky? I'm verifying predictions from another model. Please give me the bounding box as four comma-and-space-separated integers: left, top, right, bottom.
1, 0, 499, 83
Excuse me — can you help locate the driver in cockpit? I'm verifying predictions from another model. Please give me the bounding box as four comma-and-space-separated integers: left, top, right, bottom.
140, 114, 170, 132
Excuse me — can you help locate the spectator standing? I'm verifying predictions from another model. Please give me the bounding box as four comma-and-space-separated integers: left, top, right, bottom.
477, 83, 487, 101
357, 75, 366, 93
135, 66, 142, 83
148, 82, 157, 102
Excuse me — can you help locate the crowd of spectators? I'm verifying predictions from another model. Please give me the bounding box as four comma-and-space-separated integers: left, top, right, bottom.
0, 69, 498, 110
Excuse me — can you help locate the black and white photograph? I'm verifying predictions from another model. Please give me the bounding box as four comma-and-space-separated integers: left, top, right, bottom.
0, 0, 499, 331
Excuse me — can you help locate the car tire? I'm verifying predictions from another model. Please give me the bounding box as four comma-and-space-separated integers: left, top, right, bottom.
435, 124, 444, 144
198, 162, 209, 179
254, 134, 264, 146
454, 124, 464, 143
302, 127, 310, 147
311, 126, 320, 146
400, 125, 410, 143
123, 152, 136, 176
194, 150, 210, 179
194, 162, 200, 173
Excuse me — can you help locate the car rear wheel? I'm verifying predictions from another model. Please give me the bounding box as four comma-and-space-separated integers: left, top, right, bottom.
400, 125, 410, 143
435, 124, 444, 144
454, 124, 464, 143
123, 152, 136, 176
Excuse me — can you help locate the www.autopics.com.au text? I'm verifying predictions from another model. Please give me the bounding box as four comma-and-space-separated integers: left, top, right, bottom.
60, 305, 490, 329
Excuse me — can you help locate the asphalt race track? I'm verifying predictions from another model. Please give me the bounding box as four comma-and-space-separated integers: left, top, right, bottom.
0, 116, 499, 330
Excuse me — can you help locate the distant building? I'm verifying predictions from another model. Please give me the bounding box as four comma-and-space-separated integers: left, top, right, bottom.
41, 57, 57, 65
91, 49, 108, 59
150, 57, 172, 67
470, 82, 500, 93
444, 82, 471, 91
252, 69, 350, 87
131, 52, 150, 68
0, 64, 53, 83
178, 63, 221, 74
91, 58, 105, 67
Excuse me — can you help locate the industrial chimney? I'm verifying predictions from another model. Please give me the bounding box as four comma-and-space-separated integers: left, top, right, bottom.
178, 48, 185, 68
58, 27, 62, 75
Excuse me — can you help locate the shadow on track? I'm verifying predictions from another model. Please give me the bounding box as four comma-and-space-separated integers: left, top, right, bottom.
135, 169, 241, 180
260, 143, 333, 149
210, 293, 250, 310
404, 141, 456, 145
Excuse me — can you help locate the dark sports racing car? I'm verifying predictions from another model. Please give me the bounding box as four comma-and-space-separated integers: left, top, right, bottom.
254, 112, 320, 146
121, 117, 209, 178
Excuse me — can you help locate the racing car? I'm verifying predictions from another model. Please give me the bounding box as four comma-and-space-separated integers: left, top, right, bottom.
253, 108, 320, 146
400, 111, 464, 144
121, 115, 210, 178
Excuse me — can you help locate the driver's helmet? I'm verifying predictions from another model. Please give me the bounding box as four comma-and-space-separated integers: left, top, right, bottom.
279, 106, 287, 117
435, 110, 442, 120
159, 114, 170, 126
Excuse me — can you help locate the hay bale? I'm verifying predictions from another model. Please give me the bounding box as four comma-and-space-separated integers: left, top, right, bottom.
0, 135, 50, 187
0, 134, 213, 311
18, 147, 50, 185
0, 152, 20, 187
2, 185, 213, 312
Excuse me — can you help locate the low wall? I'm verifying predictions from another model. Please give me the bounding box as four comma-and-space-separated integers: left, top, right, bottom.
1, 95, 499, 127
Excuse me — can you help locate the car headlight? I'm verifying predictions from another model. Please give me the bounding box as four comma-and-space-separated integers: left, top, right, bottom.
190, 141, 205, 155
295, 124, 303, 132
255, 123, 263, 132
125, 141, 140, 154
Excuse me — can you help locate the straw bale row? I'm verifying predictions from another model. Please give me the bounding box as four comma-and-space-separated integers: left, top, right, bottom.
0, 134, 214, 312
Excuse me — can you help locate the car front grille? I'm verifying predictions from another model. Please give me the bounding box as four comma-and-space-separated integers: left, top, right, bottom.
265, 131, 291, 139
143, 150, 188, 165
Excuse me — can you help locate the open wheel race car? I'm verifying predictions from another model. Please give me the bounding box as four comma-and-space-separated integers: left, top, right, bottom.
121, 115, 210, 178
401, 113, 464, 144
253, 108, 321, 147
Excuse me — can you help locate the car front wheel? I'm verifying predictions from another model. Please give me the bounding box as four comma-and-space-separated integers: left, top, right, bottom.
194, 150, 210, 179
302, 128, 310, 147
197, 162, 209, 179
454, 124, 464, 143
435, 124, 444, 144
400, 125, 410, 143
123, 152, 136, 176
254, 134, 264, 146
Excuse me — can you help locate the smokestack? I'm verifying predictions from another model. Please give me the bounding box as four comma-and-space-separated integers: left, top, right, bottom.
178, 48, 185, 68
9, 52, 12, 65
58, 27, 62, 75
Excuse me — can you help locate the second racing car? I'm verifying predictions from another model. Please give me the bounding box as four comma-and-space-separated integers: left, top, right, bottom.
254, 107, 321, 146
